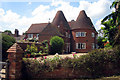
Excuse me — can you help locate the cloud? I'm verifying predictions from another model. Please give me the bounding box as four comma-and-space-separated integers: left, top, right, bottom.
0, 8, 5, 16
28, 2, 32, 5
0, 0, 113, 35
79, 0, 112, 20
95, 19, 105, 31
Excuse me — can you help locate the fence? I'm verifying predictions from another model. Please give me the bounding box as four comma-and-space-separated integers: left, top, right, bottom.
0, 61, 9, 80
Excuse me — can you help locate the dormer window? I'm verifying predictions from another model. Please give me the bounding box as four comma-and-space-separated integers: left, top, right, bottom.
76, 32, 86, 37
36, 34, 39, 38
28, 34, 33, 38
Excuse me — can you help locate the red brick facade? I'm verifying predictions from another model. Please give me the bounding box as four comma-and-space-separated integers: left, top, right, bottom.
25, 10, 97, 53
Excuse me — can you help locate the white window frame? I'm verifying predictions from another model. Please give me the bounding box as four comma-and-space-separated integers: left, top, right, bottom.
68, 34, 71, 38
92, 43, 95, 49
36, 34, 39, 38
76, 43, 86, 49
92, 32, 95, 37
66, 32, 68, 37
76, 32, 86, 37
28, 34, 33, 38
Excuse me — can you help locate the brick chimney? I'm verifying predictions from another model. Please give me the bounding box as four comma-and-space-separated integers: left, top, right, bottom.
14, 29, 19, 37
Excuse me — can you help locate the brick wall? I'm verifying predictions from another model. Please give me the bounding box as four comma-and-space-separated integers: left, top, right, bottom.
71, 29, 97, 52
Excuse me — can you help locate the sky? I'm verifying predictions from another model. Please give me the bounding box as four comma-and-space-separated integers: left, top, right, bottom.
0, 0, 115, 35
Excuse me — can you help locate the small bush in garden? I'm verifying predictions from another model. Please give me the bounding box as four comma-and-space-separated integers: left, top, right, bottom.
50, 36, 64, 54
39, 40, 49, 56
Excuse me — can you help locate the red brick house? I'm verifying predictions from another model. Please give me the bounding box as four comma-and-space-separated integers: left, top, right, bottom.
25, 10, 97, 53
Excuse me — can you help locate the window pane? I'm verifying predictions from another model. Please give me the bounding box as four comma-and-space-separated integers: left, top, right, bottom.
76, 32, 78, 37
76, 43, 78, 49
78, 43, 81, 49
92, 32, 95, 37
92, 43, 95, 49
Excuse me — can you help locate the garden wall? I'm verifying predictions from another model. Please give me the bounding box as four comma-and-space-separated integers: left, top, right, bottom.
22, 61, 120, 80
6, 43, 120, 80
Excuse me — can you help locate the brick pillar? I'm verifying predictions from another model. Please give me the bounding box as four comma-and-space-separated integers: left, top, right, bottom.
7, 43, 23, 80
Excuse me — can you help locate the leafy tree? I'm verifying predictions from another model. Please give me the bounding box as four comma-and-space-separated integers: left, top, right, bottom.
50, 36, 64, 54
2, 33, 16, 61
4, 30, 12, 34
101, 0, 120, 46
97, 36, 107, 48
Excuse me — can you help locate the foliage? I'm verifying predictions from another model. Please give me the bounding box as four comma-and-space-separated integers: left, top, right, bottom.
24, 40, 49, 58
97, 36, 107, 48
39, 40, 49, 54
25, 43, 38, 56
101, 1, 120, 46
4, 30, 12, 34
23, 46, 120, 78
50, 36, 64, 54
2, 33, 16, 61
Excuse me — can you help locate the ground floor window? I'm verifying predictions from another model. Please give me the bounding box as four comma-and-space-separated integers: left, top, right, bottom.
76, 43, 86, 49
92, 43, 95, 49
66, 43, 70, 52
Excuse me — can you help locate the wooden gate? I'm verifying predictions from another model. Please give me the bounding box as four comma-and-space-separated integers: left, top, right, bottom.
0, 61, 9, 80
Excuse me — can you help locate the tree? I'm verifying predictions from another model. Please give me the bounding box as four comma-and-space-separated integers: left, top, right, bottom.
4, 30, 12, 34
2, 33, 16, 61
97, 36, 107, 48
50, 36, 64, 54
101, 0, 120, 46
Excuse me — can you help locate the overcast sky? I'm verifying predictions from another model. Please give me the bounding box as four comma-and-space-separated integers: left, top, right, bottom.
0, 0, 114, 34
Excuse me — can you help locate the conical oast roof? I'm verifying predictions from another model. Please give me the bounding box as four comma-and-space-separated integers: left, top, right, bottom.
71, 10, 94, 30
52, 10, 70, 30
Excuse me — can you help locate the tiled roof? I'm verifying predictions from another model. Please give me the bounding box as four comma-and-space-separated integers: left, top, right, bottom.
39, 23, 63, 37
26, 23, 48, 34
7, 43, 23, 53
70, 10, 95, 30
52, 10, 70, 30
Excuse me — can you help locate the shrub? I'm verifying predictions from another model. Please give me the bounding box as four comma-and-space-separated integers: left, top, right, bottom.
2, 33, 16, 61
25, 43, 38, 57
23, 46, 120, 79
39, 40, 49, 54
50, 36, 64, 54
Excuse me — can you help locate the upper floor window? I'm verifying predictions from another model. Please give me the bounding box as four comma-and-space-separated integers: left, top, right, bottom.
76, 32, 86, 37
76, 43, 86, 49
92, 32, 95, 37
28, 34, 33, 38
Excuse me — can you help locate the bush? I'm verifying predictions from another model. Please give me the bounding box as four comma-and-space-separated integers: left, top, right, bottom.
2, 33, 16, 61
25, 43, 38, 57
23, 46, 120, 79
39, 40, 49, 54
50, 36, 64, 54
